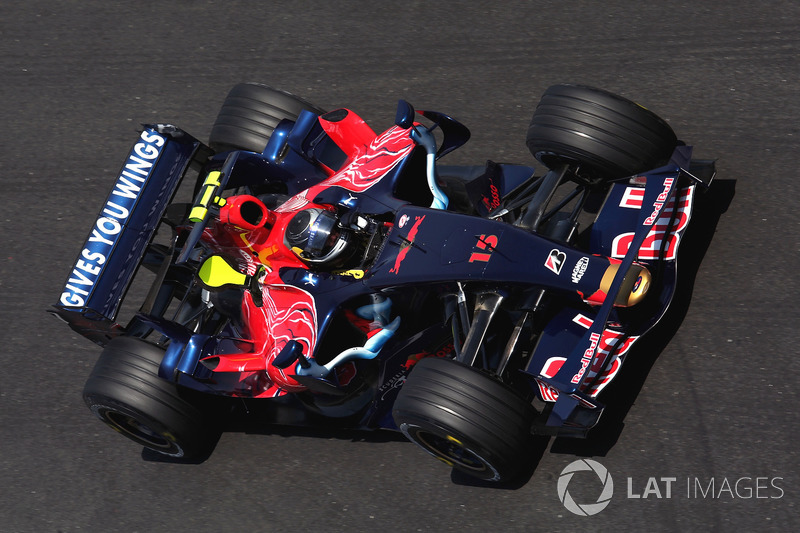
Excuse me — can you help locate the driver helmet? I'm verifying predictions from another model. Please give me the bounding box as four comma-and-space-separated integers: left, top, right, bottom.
285, 208, 353, 266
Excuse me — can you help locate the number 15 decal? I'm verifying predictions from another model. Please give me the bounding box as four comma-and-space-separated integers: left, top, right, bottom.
469, 234, 498, 263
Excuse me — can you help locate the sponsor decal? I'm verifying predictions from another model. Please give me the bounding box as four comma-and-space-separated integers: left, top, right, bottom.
537, 357, 566, 402
545, 249, 566, 275
378, 370, 406, 395
571, 332, 601, 384
619, 186, 645, 209
481, 181, 501, 212
59, 130, 165, 307
333, 269, 365, 279
571, 256, 589, 283
611, 186, 694, 261
571, 314, 638, 395
612, 232, 679, 261
402, 342, 454, 370
537, 315, 639, 401
644, 177, 675, 225
389, 215, 425, 274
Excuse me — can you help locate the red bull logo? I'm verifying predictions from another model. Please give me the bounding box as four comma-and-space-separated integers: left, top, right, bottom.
390, 215, 425, 274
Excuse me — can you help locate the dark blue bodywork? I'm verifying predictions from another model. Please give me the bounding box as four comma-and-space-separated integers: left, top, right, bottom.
53, 105, 713, 438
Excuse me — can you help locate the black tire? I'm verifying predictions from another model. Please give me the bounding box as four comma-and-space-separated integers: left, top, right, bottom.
83, 336, 220, 459
209, 83, 326, 153
392, 357, 534, 482
526, 84, 677, 180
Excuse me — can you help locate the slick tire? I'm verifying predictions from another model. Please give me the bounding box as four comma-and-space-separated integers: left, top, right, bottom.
209, 83, 326, 153
83, 336, 220, 460
526, 84, 678, 180
392, 357, 534, 482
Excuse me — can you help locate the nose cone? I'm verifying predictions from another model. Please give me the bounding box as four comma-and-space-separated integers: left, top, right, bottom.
623, 265, 651, 307
597, 262, 652, 307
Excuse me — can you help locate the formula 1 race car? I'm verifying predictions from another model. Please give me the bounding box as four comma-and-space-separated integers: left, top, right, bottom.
52, 83, 714, 482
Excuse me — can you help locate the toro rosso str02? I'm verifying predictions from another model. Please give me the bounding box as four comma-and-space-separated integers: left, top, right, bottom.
52, 83, 714, 482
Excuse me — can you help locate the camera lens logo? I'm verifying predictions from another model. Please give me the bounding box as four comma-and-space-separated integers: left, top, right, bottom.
557, 459, 614, 516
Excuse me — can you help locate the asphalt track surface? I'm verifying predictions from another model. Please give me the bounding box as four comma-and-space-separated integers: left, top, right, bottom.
2, 1, 798, 531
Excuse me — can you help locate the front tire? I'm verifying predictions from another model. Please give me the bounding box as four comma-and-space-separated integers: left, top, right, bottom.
526, 84, 677, 180
83, 336, 220, 459
209, 83, 326, 153
392, 357, 534, 482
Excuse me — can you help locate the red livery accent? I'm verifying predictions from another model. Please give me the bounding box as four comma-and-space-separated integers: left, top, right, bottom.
571, 332, 601, 384
390, 215, 425, 274
207, 285, 319, 397
469, 234, 498, 263
402, 343, 454, 370
611, 186, 695, 260
644, 177, 675, 225
481, 182, 501, 211
276, 126, 415, 213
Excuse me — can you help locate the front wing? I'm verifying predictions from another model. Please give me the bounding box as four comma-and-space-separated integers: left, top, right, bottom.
527, 146, 711, 436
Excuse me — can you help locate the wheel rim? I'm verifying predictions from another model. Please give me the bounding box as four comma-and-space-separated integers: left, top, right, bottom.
96, 407, 182, 456
105, 411, 168, 447
415, 431, 488, 473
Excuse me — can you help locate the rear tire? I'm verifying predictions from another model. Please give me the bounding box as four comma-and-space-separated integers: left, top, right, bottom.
526, 84, 677, 180
83, 336, 220, 459
392, 357, 534, 482
209, 83, 326, 153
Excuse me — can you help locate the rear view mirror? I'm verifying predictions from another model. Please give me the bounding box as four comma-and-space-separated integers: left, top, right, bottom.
197, 255, 248, 289
395, 100, 415, 129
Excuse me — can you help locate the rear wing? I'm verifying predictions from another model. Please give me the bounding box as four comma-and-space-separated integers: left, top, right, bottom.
50, 125, 210, 345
